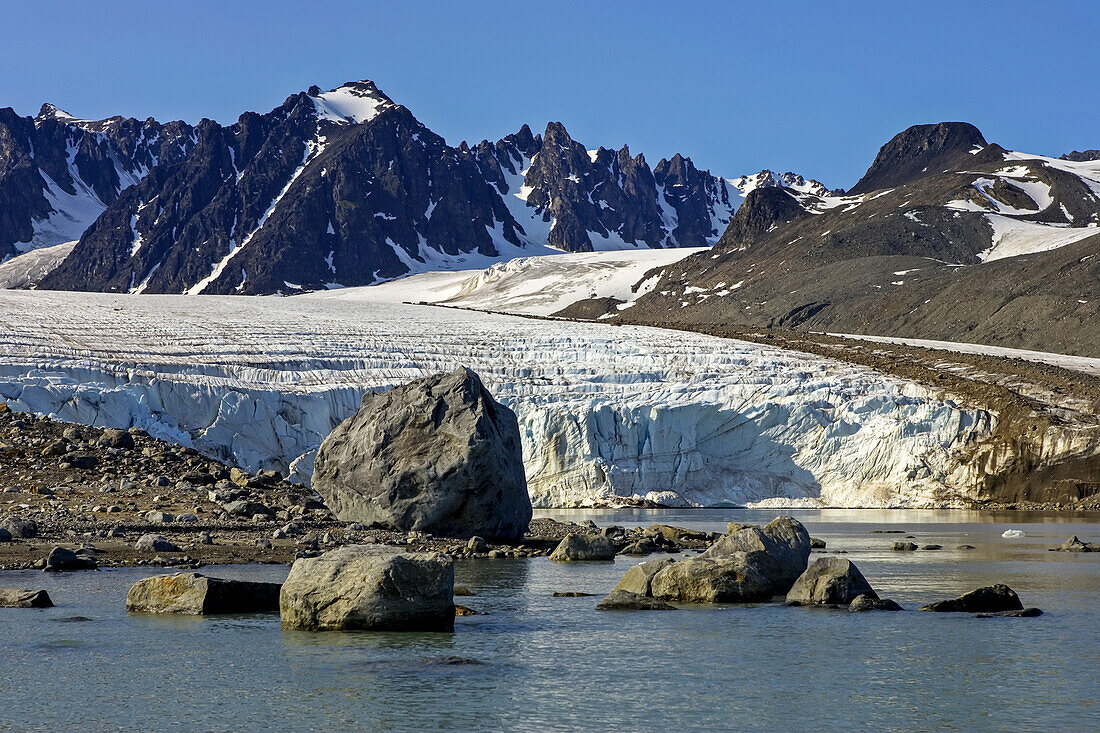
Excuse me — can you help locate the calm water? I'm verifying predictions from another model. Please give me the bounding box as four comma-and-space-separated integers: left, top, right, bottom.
1, 509, 1098, 732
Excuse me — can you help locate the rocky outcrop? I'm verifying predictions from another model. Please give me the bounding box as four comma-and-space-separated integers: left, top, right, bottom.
312, 367, 531, 540
279, 545, 454, 632
919, 584, 1023, 613
785, 558, 875, 606
549, 533, 616, 562
0, 588, 53, 608
126, 572, 281, 614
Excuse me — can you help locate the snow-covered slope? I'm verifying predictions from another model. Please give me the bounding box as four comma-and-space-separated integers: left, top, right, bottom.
351, 247, 704, 314
0, 241, 77, 289
0, 288, 994, 508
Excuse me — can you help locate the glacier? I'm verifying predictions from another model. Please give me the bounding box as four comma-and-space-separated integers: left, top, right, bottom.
0, 286, 995, 508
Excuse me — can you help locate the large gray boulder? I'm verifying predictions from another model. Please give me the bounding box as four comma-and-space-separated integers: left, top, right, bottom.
549, 533, 616, 562
1, 516, 38, 539
312, 367, 531, 540
786, 557, 875, 606
126, 573, 281, 615
650, 552, 774, 603
0, 588, 53, 608
280, 545, 455, 632
703, 516, 810, 594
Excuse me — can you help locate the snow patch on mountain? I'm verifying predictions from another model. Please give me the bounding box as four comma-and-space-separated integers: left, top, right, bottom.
979, 215, 1097, 262
309, 82, 394, 124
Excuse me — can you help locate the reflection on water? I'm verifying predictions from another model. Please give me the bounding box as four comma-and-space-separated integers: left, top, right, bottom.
0, 510, 1097, 731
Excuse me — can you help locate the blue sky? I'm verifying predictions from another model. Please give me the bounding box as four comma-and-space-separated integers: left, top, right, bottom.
4, 1, 1097, 188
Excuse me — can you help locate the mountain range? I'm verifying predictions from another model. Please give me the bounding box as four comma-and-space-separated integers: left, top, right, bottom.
1, 80, 814, 294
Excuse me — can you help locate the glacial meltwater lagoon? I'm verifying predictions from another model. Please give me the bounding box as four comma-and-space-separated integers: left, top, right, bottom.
2, 509, 1098, 731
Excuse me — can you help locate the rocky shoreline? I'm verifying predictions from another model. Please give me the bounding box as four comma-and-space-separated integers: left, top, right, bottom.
0, 403, 729, 570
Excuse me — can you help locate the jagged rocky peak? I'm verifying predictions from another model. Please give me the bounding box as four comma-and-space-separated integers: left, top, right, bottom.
306, 80, 396, 124
730, 169, 839, 198
848, 121, 988, 194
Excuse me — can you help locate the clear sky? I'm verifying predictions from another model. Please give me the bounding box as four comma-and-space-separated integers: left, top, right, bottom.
4, 1, 1098, 189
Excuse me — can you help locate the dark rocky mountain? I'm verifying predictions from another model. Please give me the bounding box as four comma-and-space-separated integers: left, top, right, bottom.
0, 105, 195, 263
848, 122, 987, 195
1061, 150, 1100, 162
576, 122, 1100, 356
30, 81, 743, 295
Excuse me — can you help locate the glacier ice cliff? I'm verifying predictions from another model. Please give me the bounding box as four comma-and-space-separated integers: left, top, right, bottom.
0, 288, 996, 507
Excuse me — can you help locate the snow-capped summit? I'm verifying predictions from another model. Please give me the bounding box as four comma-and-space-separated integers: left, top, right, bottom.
308, 80, 395, 124
35, 103, 78, 122
729, 169, 839, 199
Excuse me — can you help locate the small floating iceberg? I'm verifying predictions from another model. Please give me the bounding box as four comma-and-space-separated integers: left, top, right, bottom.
1002, 529, 1027, 539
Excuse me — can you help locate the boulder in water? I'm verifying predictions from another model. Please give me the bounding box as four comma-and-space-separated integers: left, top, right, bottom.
649, 551, 774, 603
786, 557, 875, 606
919, 584, 1024, 613
549, 533, 616, 562
613, 558, 675, 596
280, 545, 454, 632
703, 516, 810, 594
0, 588, 53, 608
126, 573, 281, 614
312, 367, 531, 541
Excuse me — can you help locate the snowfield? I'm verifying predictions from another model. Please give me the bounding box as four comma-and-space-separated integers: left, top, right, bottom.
0, 287, 995, 508
343, 248, 704, 315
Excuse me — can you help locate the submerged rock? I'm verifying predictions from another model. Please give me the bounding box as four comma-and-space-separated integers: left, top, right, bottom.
126, 573, 281, 614
596, 590, 676, 611
849, 594, 902, 612
1050, 536, 1099, 552
976, 607, 1043, 618
786, 557, 875, 606
919, 584, 1024, 613
312, 367, 531, 540
0, 588, 53, 608
549, 533, 616, 562
280, 545, 454, 632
